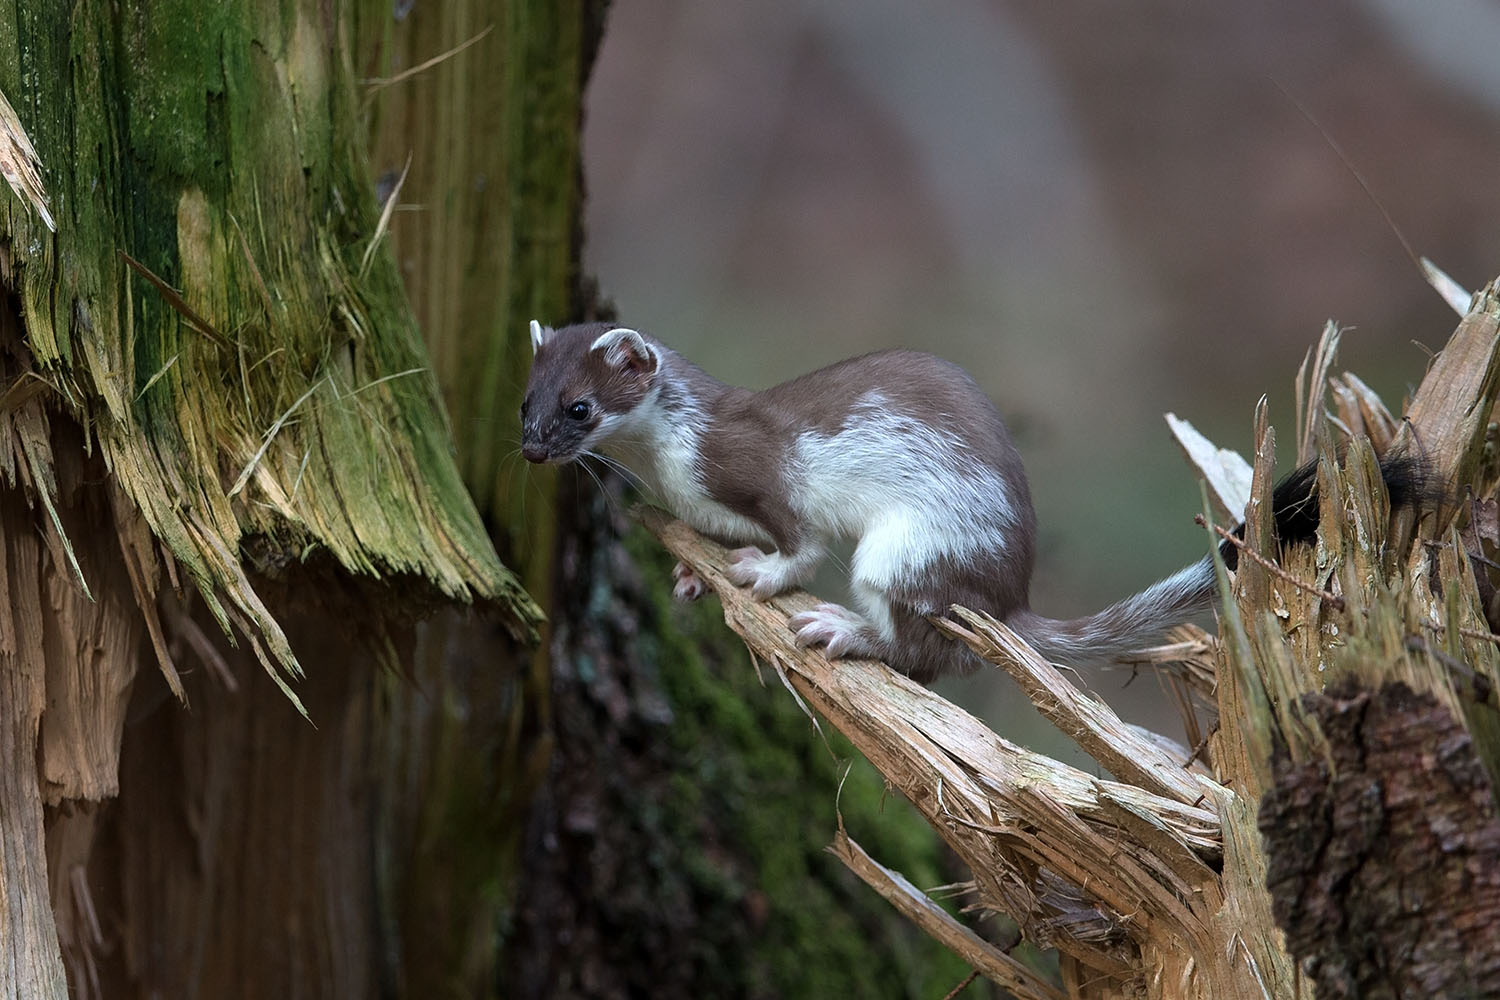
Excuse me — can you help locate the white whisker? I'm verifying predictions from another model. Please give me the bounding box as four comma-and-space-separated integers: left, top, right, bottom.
583, 450, 654, 499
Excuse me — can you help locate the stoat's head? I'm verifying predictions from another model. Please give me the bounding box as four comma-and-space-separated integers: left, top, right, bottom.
520, 321, 662, 464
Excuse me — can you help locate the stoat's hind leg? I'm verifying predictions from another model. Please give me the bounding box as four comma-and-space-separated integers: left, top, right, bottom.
788, 520, 987, 680
881, 603, 986, 682
790, 596, 981, 682
789, 602, 883, 658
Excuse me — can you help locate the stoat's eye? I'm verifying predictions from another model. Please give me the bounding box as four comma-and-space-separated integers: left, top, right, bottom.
566, 400, 591, 421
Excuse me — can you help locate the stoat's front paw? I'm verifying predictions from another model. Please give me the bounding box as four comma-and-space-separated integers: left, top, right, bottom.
672, 561, 707, 602
726, 547, 794, 601
789, 603, 872, 659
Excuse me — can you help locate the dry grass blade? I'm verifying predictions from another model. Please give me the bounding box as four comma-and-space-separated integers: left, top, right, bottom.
0, 373, 52, 413
231, 213, 277, 320
359, 153, 411, 279
134, 353, 179, 401
362, 25, 494, 95
228, 377, 325, 498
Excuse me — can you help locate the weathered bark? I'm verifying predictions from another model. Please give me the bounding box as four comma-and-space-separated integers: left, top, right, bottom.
1261, 681, 1500, 999
0, 479, 67, 999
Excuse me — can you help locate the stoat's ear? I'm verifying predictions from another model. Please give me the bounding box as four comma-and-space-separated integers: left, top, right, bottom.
529, 319, 551, 354
590, 327, 658, 375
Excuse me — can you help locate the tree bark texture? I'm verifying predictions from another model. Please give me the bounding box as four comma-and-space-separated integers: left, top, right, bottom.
504, 479, 984, 1000
353, 0, 601, 991
0, 2, 536, 997
1261, 681, 1500, 999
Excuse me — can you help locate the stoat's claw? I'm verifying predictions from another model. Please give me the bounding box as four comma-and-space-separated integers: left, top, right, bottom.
725, 547, 790, 600
789, 603, 870, 659
671, 561, 708, 602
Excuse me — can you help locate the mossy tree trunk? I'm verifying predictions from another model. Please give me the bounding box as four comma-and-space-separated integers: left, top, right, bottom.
0, 3, 539, 997
351, 0, 602, 990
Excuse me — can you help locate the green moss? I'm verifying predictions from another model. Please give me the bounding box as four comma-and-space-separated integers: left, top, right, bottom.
0, 2, 537, 703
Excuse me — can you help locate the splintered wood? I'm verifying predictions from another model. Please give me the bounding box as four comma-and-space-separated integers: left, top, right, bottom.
0, 86, 54, 231
643, 507, 1250, 1000
642, 278, 1500, 1000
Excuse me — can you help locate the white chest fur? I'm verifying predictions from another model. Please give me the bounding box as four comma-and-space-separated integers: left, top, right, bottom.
602, 392, 773, 548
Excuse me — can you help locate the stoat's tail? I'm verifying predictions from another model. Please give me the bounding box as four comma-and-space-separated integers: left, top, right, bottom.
1007, 558, 1216, 667
1005, 453, 1434, 667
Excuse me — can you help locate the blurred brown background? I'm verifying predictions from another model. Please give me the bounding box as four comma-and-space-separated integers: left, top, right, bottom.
572, 0, 1500, 752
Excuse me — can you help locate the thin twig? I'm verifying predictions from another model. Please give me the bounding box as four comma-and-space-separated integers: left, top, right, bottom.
1460, 624, 1500, 644
1416, 620, 1500, 647
119, 251, 233, 349
940, 969, 981, 1000
1196, 514, 1345, 611
1205, 512, 1500, 655
1182, 723, 1219, 771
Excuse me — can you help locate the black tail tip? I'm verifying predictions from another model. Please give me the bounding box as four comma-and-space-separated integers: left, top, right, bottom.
1218, 453, 1437, 570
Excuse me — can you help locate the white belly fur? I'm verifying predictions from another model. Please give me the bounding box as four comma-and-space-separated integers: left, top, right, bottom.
789, 394, 1016, 593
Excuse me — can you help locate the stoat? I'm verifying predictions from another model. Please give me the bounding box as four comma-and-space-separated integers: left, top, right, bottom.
519, 321, 1415, 681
